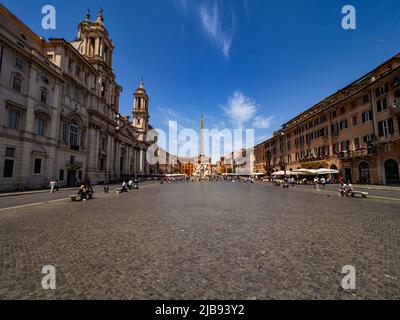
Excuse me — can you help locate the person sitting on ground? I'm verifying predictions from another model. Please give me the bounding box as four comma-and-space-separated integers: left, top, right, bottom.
86, 185, 94, 199
78, 184, 87, 201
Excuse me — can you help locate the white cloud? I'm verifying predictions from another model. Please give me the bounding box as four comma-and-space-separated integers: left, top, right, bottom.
156, 106, 194, 127
222, 91, 257, 128
198, 2, 235, 59
253, 115, 274, 129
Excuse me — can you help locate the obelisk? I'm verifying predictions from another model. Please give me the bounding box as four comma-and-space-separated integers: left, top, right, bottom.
200, 114, 205, 158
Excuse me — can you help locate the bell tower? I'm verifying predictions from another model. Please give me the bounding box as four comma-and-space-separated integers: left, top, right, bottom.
76, 8, 114, 68
133, 78, 149, 133
73, 9, 121, 112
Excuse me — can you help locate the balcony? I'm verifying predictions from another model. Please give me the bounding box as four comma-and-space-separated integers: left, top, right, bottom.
299, 155, 329, 163
70, 145, 80, 151
336, 148, 377, 160
389, 104, 400, 115
65, 160, 83, 170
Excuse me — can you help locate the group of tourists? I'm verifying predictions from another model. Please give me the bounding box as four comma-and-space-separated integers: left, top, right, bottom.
338, 177, 354, 197
160, 176, 256, 183
313, 176, 327, 190
120, 178, 138, 192
77, 184, 94, 201
49, 180, 60, 193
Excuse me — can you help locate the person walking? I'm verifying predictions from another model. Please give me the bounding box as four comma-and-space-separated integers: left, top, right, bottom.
55, 180, 59, 192
128, 178, 133, 192
320, 177, 326, 190
314, 176, 320, 190
50, 180, 55, 193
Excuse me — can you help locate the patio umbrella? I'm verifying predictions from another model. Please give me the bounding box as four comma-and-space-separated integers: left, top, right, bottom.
292, 169, 318, 175
272, 171, 286, 176
316, 168, 339, 175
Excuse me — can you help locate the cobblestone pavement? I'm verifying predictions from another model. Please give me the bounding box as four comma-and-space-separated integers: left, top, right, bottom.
0, 182, 399, 300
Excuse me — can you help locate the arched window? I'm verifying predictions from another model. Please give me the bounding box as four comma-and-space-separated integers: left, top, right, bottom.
385, 159, 400, 184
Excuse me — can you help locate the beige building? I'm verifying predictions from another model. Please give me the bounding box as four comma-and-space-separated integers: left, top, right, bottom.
256, 53, 400, 185
0, 6, 151, 191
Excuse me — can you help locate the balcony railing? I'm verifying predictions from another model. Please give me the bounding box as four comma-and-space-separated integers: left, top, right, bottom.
298, 155, 329, 163
336, 148, 377, 160
66, 160, 83, 169
389, 104, 400, 115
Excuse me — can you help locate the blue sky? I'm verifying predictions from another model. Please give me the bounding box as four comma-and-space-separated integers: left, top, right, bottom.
3, 0, 400, 156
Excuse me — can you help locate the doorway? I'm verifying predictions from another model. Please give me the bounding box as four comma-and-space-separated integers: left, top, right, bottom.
344, 168, 352, 183
67, 170, 77, 187
359, 161, 371, 184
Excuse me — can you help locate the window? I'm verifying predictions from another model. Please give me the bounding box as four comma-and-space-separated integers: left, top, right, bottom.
12, 75, 22, 93
339, 119, 348, 130
7, 109, 19, 129
80, 129, 86, 148
340, 140, 350, 152
363, 134, 375, 143
352, 116, 358, 126
62, 122, 68, 143
3, 159, 14, 178
74, 87, 80, 102
36, 118, 46, 136
15, 58, 24, 70
59, 169, 64, 181
101, 83, 105, 98
354, 138, 360, 150
375, 83, 389, 97
340, 106, 346, 114
69, 120, 79, 147
363, 94, 370, 104
5, 147, 16, 157
377, 98, 388, 112
78, 170, 82, 180
362, 110, 373, 123
40, 88, 48, 104
333, 143, 340, 153
47, 54, 54, 62
65, 83, 70, 97
75, 65, 81, 77
332, 110, 337, 118
378, 119, 394, 137
33, 158, 42, 174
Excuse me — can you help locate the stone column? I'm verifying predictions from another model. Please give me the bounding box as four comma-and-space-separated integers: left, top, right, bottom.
88, 128, 96, 169
139, 149, 144, 174
95, 130, 100, 170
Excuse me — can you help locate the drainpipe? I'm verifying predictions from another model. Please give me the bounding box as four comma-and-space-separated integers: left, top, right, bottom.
0, 45, 4, 77
369, 88, 381, 184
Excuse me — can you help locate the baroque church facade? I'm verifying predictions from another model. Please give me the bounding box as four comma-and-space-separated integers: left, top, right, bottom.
0, 5, 151, 191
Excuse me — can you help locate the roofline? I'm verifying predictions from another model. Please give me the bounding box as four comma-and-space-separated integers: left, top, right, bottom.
46, 38, 99, 75
0, 3, 45, 46
282, 53, 400, 128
